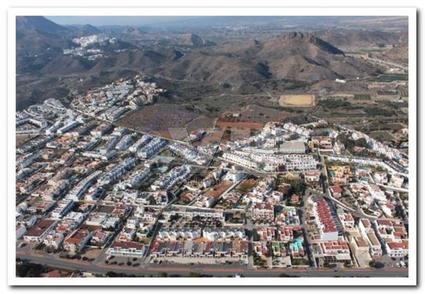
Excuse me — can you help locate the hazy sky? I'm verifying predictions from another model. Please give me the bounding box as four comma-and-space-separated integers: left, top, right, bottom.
45, 15, 408, 31
46, 16, 197, 26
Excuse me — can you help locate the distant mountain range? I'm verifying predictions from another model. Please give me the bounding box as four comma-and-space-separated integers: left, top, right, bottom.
50, 15, 406, 31
316, 30, 407, 48
15, 16, 406, 110
153, 32, 380, 91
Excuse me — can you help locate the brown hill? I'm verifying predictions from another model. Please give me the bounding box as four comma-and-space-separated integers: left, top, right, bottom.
378, 44, 408, 65
157, 32, 379, 89
316, 30, 407, 48
16, 16, 72, 56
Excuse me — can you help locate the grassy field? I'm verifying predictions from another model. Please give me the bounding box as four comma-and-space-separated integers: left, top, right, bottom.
279, 94, 315, 107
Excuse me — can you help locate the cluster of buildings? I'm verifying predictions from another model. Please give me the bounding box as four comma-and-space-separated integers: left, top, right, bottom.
304, 196, 354, 266
151, 227, 248, 263
21, 201, 125, 254
374, 219, 409, 258
253, 225, 308, 268
326, 155, 408, 219
142, 206, 248, 264
168, 143, 209, 165
151, 165, 192, 191
305, 191, 409, 268
16, 99, 67, 135
221, 122, 321, 172
137, 138, 168, 159
15, 83, 409, 273
71, 75, 164, 121
339, 126, 408, 171
223, 150, 318, 172
105, 206, 161, 257
16, 92, 191, 261
63, 34, 119, 60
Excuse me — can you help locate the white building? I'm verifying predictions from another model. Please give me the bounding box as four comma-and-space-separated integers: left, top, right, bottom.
107, 241, 146, 257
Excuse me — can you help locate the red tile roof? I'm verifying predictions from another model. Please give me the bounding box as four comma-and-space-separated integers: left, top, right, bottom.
387, 240, 408, 250
316, 199, 337, 233
111, 241, 145, 250
25, 219, 55, 237
330, 186, 343, 194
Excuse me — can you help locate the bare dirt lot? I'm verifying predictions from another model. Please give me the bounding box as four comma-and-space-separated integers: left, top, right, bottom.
83, 248, 102, 260
185, 115, 217, 133
205, 181, 233, 199
16, 134, 38, 147
197, 129, 225, 146
117, 103, 199, 134
216, 120, 264, 130
279, 94, 315, 107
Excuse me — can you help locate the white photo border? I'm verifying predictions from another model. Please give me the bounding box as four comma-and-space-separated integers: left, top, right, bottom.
7, 6, 418, 287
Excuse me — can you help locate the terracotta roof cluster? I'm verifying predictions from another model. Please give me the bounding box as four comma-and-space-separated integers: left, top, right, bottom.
321, 240, 350, 251
111, 240, 145, 250
64, 228, 90, 245
361, 218, 372, 229
316, 199, 337, 233
387, 240, 408, 250
25, 219, 55, 237
330, 185, 342, 194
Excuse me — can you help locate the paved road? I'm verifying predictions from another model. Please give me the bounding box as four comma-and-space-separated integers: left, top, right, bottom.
300, 192, 317, 268
377, 184, 409, 193
17, 252, 408, 277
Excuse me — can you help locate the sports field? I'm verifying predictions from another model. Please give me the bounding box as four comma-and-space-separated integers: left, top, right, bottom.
279, 94, 315, 107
